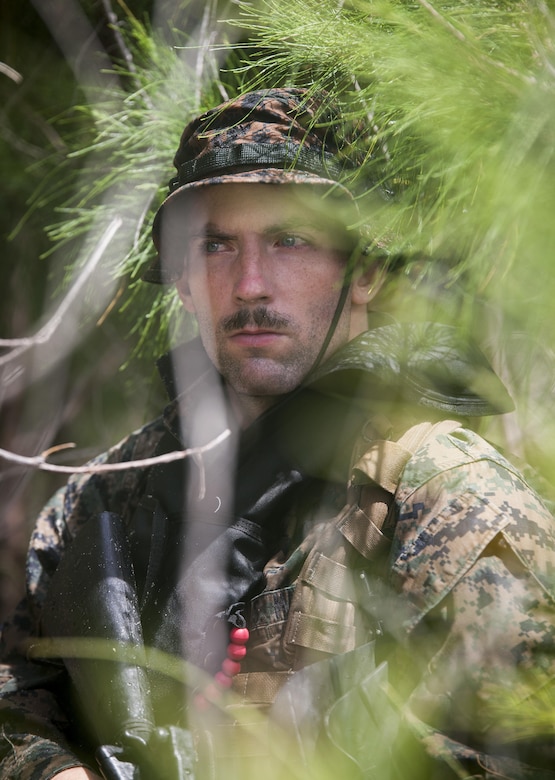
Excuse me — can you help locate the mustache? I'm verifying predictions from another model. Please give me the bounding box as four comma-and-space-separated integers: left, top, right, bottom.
221, 306, 291, 333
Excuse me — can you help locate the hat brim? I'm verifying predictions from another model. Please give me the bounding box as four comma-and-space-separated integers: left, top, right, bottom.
144, 170, 353, 284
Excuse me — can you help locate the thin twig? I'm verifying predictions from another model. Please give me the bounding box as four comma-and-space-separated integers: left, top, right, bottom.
96, 280, 125, 327
0, 62, 23, 83
0, 124, 45, 160
102, 0, 154, 110
0, 429, 230, 475
416, 0, 466, 42
101, 0, 138, 75
0, 217, 122, 360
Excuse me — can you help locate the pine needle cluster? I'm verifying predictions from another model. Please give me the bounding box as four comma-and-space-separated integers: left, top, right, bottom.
32, 5, 243, 360
31, 0, 555, 464
235, 1, 555, 278
12, 0, 555, 757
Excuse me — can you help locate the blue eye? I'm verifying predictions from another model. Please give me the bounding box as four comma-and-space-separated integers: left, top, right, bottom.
277, 233, 307, 248
204, 240, 223, 253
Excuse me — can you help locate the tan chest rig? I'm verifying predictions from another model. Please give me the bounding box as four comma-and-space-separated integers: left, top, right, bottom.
229, 420, 461, 709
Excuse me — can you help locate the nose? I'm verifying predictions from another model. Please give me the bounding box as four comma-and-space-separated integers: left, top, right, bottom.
233, 237, 272, 304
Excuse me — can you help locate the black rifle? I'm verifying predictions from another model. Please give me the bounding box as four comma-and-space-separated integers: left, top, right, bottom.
41, 511, 196, 780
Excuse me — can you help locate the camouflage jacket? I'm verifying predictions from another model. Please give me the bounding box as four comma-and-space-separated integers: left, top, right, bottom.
1, 324, 555, 780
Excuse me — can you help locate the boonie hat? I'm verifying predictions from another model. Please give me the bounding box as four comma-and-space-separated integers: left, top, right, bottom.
145, 88, 361, 284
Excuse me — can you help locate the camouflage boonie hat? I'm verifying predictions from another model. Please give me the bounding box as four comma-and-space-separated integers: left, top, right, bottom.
145, 88, 361, 284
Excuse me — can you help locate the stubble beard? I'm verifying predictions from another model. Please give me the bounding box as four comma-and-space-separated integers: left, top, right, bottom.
212, 304, 348, 399
218, 347, 314, 399
216, 306, 312, 398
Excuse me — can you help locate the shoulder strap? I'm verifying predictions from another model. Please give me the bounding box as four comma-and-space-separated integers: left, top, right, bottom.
338, 419, 462, 561
351, 419, 462, 494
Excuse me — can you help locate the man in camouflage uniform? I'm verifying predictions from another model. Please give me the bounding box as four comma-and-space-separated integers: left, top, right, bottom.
1, 88, 554, 780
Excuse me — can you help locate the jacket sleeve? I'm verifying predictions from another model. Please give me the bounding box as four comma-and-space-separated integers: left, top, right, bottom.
0, 490, 98, 778
386, 427, 555, 778
0, 420, 164, 779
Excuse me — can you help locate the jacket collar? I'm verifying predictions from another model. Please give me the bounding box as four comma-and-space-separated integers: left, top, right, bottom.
304, 321, 513, 418
156, 322, 512, 452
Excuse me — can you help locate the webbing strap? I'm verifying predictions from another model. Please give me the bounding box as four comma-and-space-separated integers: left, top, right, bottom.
231, 670, 294, 705
172, 142, 346, 190
287, 611, 359, 654
352, 439, 414, 493
301, 551, 351, 598
338, 487, 392, 560
352, 420, 461, 495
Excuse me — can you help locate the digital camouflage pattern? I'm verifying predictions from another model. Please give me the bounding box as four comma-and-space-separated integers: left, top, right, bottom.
1, 400, 555, 778
0, 329, 555, 780
389, 427, 555, 775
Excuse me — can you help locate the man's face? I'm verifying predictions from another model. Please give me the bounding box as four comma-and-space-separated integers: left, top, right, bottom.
174, 184, 362, 416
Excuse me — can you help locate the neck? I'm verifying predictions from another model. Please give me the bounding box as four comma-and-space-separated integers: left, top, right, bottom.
227, 324, 371, 429
227, 386, 281, 429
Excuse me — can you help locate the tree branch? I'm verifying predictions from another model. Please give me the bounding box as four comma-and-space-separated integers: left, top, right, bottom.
0, 428, 230, 475
0, 62, 23, 83
0, 217, 122, 359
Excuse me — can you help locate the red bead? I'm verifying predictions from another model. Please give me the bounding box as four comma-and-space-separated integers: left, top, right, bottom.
193, 692, 210, 712
227, 643, 247, 661
214, 671, 233, 689
204, 682, 223, 702
221, 658, 241, 677
229, 627, 249, 645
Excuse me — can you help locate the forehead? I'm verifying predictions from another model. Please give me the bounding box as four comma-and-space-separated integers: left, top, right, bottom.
184, 183, 352, 232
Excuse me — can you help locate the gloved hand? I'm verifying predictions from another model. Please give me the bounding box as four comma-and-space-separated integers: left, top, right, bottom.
155, 466, 306, 674
97, 724, 196, 780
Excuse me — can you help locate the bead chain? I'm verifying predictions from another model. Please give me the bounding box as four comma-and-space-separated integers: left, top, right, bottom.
193, 626, 250, 711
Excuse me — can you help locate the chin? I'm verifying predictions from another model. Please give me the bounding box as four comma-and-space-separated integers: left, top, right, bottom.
228, 362, 308, 399
236, 376, 301, 398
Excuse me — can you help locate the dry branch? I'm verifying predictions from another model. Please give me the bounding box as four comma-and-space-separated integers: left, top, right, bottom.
0, 428, 230, 476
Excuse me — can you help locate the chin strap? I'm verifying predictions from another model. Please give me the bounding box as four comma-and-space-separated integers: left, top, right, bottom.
305, 236, 372, 381
308, 241, 368, 378
310, 278, 353, 377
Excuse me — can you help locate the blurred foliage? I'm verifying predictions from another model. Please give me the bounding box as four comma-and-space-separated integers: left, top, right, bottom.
2, 0, 555, 765
19, 0, 555, 470
5, 1, 555, 417
225, 0, 555, 470
2, 0, 555, 600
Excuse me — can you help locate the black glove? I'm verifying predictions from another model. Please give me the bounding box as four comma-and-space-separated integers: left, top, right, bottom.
153, 466, 305, 673
97, 725, 196, 780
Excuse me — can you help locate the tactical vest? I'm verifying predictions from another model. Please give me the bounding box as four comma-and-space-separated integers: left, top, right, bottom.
229, 419, 462, 708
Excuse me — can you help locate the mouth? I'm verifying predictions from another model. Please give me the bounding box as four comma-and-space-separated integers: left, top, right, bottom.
221, 306, 292, 350
228, 328, 286, 348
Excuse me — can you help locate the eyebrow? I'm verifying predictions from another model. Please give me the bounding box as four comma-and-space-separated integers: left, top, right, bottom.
189, 219, 328, 239
268, 219, 326, 233
188, 222, 235, 240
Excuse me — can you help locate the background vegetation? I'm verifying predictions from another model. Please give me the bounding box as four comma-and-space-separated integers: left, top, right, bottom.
2, 0, 555, 629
